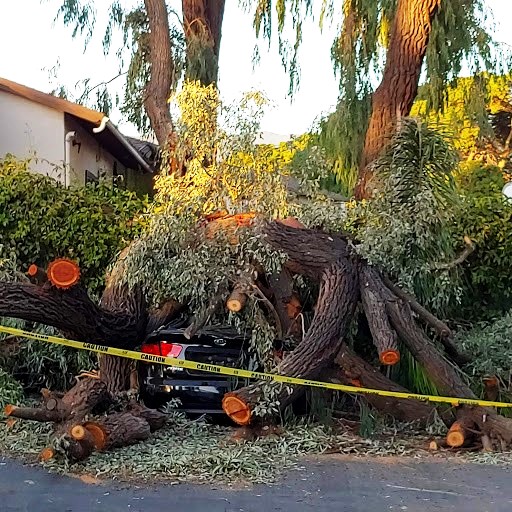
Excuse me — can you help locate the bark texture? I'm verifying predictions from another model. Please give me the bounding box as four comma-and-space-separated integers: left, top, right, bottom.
0, 282, 146, 347
332, 345, 435, 424
144, 0, 175, 146
356, 0, 441, 198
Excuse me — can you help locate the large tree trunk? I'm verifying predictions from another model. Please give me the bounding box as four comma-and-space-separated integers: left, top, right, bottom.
355, 0, 440, 199
183, 0, 226, 85
223, 223, 359, 425
144, 0, 175, 147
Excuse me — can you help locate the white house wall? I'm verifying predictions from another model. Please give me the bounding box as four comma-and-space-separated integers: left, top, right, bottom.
64, 116, 124, 186
0, 91, 65, 181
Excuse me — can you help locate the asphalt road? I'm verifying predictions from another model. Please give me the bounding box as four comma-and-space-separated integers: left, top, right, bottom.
1, 455, 511, 512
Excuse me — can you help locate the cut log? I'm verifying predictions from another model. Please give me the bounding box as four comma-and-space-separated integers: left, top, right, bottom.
4, 404, 64, 422
331, 344, 434, 424
203, 212, 256, 244
47, 258, 81, 289
360, 266, 399, 365
226, 285, 247, 312
27, 264, 48, 285
381, 274, 470, 365
6, 379, 110, 426
223, 257, 359, 424
83, 412, 151, 450
446, 414, 477, 448
39, 447, 56, 461
126, 402, 167, 431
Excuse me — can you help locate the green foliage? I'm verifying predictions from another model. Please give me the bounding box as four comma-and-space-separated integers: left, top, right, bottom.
250, 1, 507, 180
348, 118, 463, 316
0, 319, 95, 391
0, 155, 147, 294
411, 73, 512, 159
392, 345, 440, 397
113, 82, 344, 380
52, 1, 185, 136
455, 311, 512, 392
0, 368, 23, 413
453, 163, 512, 315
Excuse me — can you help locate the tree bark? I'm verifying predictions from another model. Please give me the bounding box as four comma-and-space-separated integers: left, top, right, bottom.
144, 0, 175, 146
356, 0, 440, 199
0, 282, 146, 347
359, 266, 399, 365
331, 344, 435, 424
183, 0, 226, 85
223, 257, 359, 425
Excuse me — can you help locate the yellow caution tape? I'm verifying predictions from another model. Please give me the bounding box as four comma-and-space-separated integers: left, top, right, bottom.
0, 324, 510, 409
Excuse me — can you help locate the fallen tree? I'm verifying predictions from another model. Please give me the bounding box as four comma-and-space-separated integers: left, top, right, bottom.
2, 216, 511, 455
1, 94, 510, 457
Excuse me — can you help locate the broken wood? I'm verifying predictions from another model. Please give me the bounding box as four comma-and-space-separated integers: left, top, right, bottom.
446, 414, 476, 448
27, 264, 47, 285
47, 258, 81, 289
226, 285, 247, 312
223, 257, 359, 424
332, 344, 434, 424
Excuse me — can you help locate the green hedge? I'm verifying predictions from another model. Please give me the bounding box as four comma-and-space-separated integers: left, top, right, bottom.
0, 156, 148, 295
454, 164, 512, 317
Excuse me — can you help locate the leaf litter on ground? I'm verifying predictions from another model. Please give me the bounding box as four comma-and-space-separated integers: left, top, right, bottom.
2, 411, 512, 486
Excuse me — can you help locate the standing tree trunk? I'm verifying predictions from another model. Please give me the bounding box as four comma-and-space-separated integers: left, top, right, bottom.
355, 0, 440, 199
182, 0, 226, 85
144, 0, 176, 147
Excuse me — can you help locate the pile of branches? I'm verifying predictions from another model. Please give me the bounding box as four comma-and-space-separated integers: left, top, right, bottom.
1, 216, 512, 461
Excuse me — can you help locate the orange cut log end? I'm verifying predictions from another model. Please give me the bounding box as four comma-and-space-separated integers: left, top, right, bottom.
277, 217, 306, 229
3, 404, 16, 417
379, 350, 400, 366
446, 422, 465, 448
83, 422, 107, 450
222, 395, 252, 426
5, 418, 17, 429
27, 264, 39, 277
47, 258, 81, 289
226, 289, 247, 313
39, 447, 56, 462
70, 425, 87, 441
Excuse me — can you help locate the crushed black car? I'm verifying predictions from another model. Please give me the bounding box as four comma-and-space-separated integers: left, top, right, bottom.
139, 321, 256, 415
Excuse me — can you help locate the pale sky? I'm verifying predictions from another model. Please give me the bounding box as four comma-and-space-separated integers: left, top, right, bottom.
1, 1, 511, 139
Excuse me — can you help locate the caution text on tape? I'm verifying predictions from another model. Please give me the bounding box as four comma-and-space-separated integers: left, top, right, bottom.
0, 324, 510, 409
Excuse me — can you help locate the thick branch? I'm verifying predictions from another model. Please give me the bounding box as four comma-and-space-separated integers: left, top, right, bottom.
223, 258, 359, 424
0, 282, 146, 347
360, 265, 399, 365
379, 278, 474, 400
4, 405, 65, 422
332, 345, 434, 424
380, 275, 470, 365
262, 221, 348, 279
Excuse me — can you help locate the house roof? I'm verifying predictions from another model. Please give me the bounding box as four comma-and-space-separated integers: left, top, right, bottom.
0, 77, 155, 174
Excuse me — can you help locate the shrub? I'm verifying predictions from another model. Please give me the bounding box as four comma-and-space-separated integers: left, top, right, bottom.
0, 155, 148, 295
453, 163, 512, 317
455, 310, 512, 391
